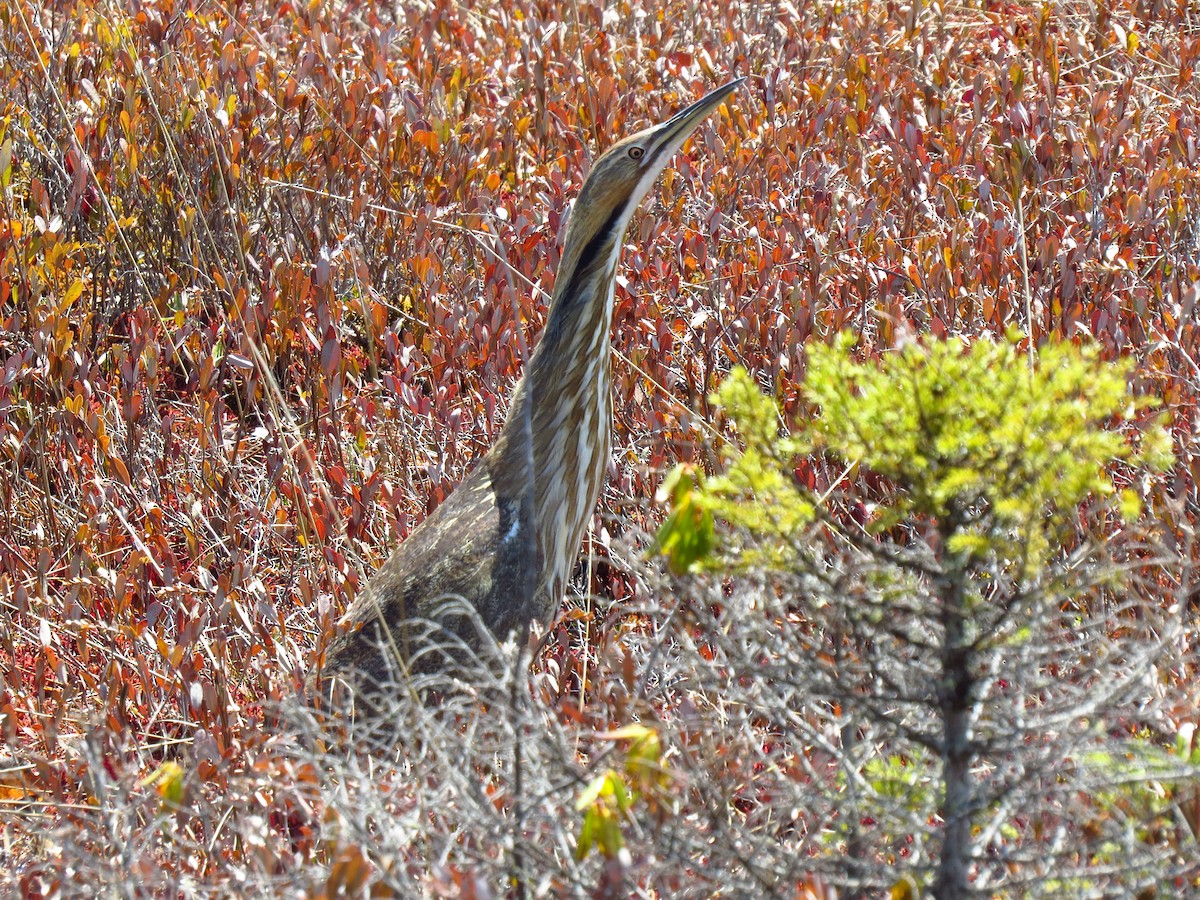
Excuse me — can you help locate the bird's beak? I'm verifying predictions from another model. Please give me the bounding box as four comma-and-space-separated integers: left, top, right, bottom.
645, 77, 745, 163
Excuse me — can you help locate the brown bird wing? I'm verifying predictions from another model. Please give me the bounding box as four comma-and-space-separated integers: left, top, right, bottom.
319, 392, 538, 691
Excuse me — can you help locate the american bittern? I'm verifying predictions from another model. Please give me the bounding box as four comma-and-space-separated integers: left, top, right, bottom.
320, 79, 742, 691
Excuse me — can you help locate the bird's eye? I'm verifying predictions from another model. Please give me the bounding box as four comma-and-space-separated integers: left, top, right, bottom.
628, 146, 645, 160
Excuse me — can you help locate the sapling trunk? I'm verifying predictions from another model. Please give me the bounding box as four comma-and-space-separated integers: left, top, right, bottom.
933, 518, 976, 898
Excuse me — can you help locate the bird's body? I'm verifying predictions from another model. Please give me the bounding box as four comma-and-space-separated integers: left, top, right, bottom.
320, 80, 741, 693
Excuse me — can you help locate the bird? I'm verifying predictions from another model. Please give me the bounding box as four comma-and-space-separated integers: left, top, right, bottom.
318, 78, 743, 695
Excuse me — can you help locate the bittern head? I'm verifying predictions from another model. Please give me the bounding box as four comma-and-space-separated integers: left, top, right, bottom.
552, 78, 744, 306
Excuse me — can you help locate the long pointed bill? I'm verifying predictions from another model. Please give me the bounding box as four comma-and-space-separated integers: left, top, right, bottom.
644, 77, 745, 164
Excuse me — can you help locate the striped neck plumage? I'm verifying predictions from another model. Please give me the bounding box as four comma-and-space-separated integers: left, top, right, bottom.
518, 197, 630, 602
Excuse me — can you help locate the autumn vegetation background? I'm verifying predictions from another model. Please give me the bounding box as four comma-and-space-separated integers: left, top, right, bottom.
1, 0, 1199, 895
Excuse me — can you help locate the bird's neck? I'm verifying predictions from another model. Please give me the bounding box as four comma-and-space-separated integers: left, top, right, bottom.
488, 181, 631, 605
493, 248, 620, 605
531, 263, 618, 601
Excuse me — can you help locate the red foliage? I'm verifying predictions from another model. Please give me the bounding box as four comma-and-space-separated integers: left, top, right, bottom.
0, 0, 1197, 891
